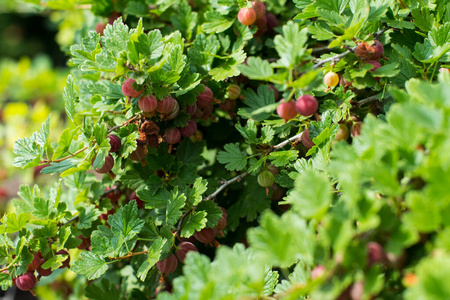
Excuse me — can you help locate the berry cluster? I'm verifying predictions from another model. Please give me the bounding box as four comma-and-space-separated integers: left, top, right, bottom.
237, 1, 278, 38
6, 250, 70, 292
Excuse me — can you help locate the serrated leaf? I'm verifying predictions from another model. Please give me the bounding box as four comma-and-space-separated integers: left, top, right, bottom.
180, 211, 208, 238
236, 120, 258, 144
268, 150, 299, 167
284, 170, 332, 220
63, 75, 77, 122
238, 85, 276, 121
197, 201, 222, 228
85, 278, 119, 300
5, 213, 30, 233
248, 211, 314, 268
78, 205, 102, 229
217, 143, 247, 171
187, 177, 208, 207
108, 201, 145, 241
202, 11, 234, 33
71, 252, 108, 280
209, 50, 246, 81
238, 56, 274, 80
165, 189, 186, 226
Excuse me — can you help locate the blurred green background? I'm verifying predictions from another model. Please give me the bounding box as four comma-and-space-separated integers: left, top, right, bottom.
0, 2, 89, 299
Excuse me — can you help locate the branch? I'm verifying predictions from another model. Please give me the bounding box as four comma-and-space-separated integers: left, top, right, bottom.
204, 131, 305, 201
204, 171, 249, 201
313, 47, 356, 69
107, 116, 137, 134
113, 248, 152, 261
273, 132, 304, 150
40, 146, 88, 164
356, 94, 381, 107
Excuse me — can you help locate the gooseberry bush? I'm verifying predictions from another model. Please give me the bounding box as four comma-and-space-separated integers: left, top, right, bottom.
2, 0, 450, 299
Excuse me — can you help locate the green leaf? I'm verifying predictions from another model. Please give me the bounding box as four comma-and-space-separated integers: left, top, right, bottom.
63, 75, 77, 123
238, 85, 276, 121
170, 2, 197, 40
137, 237, 166, 281
13, 116, 51, 168
165, 189, 186, 226
78, 205, 102, 230
411, 7, 435, 32
274, 22, 308, 68
238, 56, 274, 80
371, 63, 401, 77
202, 11, 234, 33
209, 49, 246, 81
197, 201, 223, 228
71, 252, 109, 280
236, 120, 258, 144
248, 211, 314, 268
108, 201, 145, 240
217, 143, 247, 171
180, 211, 208, 238
284, 170, 332, 220
85, 279, 120, 300
187, 177, 208, 207
268, 150, 299, 167
33, 197, 52, 219
5, 213, 30, 233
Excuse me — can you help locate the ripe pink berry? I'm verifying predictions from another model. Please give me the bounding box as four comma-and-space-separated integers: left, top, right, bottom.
253, 15, 268, 37
276, 99, 297, 121
165, 101, 180, 120
156, 96, 177, 114
130, 144, 148, 161
94, 154, 114, 174
196, 86, 214, 106
439, 67, 450, 73
265, 13, 278, 33
121, 78, 143, 98
367, 242, 385, 265
295, 95, 318, 116
76, 235, 91, 250
366, 60, 382, 72
37, 259, 52, 276
185, 103, 197, 116
238, 7, 257, 26
95, 22, 107, 35
16, 271, 36, 291
216, 207, 228, 231
179, 120, 197, 138
163, 128, 181, 145
194, 227, 217, 244
351, 122, 362, 137
107, 135, 121, 153
175, 242, 198, 263
302, 128, 315, 149
138, 95, 157, 112
371, 40, 384, 60
219, 99, 237, 112
27, 253, 42, 272
156, 254, 178, 274
252, 1, 266, 19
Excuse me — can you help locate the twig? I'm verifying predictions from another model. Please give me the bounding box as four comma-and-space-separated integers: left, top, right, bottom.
204, 172, 249, 201
113, 248, 152, 261
107, 116, 137, 134
356, 94, 381, 107
40, 146, 88, 164
273, 132, 304, 150
313, 47, 356, 69
204, 131, 305, 201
